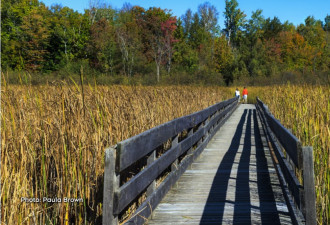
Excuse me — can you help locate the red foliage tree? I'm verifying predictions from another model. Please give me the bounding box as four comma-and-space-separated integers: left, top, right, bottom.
161, 17, 178, 73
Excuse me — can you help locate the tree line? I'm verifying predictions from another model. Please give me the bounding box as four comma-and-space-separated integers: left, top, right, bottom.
1, 0, 329, 85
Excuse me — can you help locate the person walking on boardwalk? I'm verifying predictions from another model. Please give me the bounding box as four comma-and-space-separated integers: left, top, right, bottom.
242, 87, 248, 104
235, 88, 240, 102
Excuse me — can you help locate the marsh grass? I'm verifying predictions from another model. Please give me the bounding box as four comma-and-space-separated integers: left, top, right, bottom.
254, 85, 329, 225
1, 82, 231, 224
1, 82, 328, 224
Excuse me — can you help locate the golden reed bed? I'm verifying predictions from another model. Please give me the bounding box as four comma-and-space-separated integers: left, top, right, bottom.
1, 84, 328, 224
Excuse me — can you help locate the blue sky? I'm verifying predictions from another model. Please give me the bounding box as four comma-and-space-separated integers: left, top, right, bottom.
41, 0, 329, 26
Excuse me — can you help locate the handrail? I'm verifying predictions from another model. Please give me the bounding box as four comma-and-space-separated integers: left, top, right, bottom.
103, 97, 239, 225
256, 97, 316, 225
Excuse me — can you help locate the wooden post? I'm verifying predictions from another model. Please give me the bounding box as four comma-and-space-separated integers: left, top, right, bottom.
147, 150, 157, 195
102, 148, 119, 225
171, 135, 179, 189
302, 146, 316, 225
187, 128, 194, 155
204, 117, 211, 141
147, 149, 156, 219
171, 135, 179, 172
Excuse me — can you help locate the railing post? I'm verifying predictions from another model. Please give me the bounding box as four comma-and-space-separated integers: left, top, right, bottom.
187, 128, 194, 154
147, 150, 157, 195
103, 147, 119, 225
204, 116, 211, 141
171, 134, 179, 171
146, 149, 156, 219
302, 146, 317, 225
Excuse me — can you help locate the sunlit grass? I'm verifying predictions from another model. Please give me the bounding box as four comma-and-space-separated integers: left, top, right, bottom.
1, 82, 327, 224
1, 83, 232, 224
253, 84, 329, 225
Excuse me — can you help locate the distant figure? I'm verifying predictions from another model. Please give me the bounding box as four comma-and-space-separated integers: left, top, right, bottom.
242, 87, 248, 104
235, 88, 240, 102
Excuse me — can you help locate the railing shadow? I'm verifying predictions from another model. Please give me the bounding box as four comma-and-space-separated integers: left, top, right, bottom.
253, 109, 281, 224
200, 109, 281, 224
200, 109, 248, 224
232, 109, 252, 224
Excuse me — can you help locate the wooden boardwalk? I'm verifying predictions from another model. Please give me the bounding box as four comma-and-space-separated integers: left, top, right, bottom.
147, 104, 292, 225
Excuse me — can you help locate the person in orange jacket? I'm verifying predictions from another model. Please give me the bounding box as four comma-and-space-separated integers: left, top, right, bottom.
242, 87, 248, 104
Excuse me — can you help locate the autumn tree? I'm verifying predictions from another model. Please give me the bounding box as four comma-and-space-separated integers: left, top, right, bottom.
141, 7, 174, 82
1, 0, 26, 70
214, 35, 234, 80
297, 16, 327, 71
20, 2, 50, 71
161, 17, 178, 74
115, 5, 142, 77
88, 18, 116, 73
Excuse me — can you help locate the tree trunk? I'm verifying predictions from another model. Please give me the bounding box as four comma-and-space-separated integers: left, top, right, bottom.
167, 53, 171, 74
156, 64, 160, 82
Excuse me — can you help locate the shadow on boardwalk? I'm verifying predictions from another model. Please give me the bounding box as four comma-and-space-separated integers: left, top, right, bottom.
200, 109, 281, 224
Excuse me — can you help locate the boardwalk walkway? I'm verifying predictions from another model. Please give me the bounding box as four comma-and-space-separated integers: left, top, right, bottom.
147, 104, 292, 225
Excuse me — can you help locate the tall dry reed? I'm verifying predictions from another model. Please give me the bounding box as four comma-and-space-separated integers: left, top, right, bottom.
1, 82, 232, 224
252, 85, 329, 225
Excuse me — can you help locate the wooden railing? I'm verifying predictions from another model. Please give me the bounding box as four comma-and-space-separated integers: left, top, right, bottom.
256, 97, 316, 225
102, 97, 239, 225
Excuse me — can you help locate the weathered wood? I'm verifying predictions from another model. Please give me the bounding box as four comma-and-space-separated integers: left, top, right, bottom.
258, 103, 304, 225
148, 105, 292, 225
256, 98, 318, 225
265, 112, 301, 168
121, 98, 234, 224
147, 150, 156, 197
205, 102, 231, 132
302, 146, 317, 225
256, 97, 301, 168
115, 127, 206, 213
146, 150, 156, 220
104, 98, 239, 224
124, 129, 211, 225
257, 99, 303, 205
275, 164, 305, 225
116, 97, 237, 172
269, 132, 302, 206
171, 135, 179, 172
102, 148, 119, 225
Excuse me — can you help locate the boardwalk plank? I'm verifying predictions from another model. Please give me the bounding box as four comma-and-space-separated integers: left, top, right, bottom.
147, 105, 292, 225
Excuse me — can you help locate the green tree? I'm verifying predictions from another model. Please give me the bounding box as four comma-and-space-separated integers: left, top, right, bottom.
262, 17, 283, 40
214, 35, 234, 77
1, 0, 25, 70
198, 2, 219, 35
181, 9, 193, 38
141, 7, 173, 82
245, 9, 264, 41
88, 18, 116, 73
189, 12, 203, 49
116, 6, 143, 77
298, 16, 327, 71
47, 5, 90, 70
173, 19, 199, 72
20, 2, 51, 71
324, 15, 330, 31
223, 0, 246, 46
